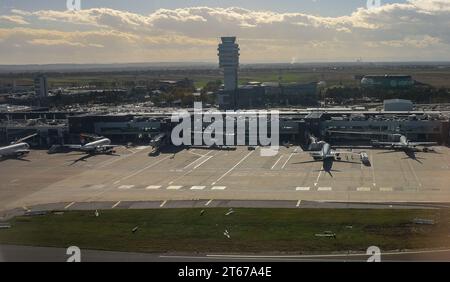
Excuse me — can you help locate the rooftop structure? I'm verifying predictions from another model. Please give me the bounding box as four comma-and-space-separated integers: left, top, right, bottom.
361, 75, 414, 88
384, 99, 414, 112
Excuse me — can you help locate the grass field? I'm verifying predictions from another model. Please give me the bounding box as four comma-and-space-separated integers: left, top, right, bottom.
3, 66, 450, 89
0, 208, 449, 254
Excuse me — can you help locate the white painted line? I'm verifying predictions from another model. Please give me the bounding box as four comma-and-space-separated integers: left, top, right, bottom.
357, 187, 371, 192
318, 187, 332, 191
193, 155, 213, 169
190, 186, 206, 190
212, 150, 255, 185
167, 185, 182, 190
168, 153, 216, 185
314, 170, 322, 186
211, 186, 227, 190
296, 200, 302, 207
112, 201, 121, 209
380, 187, 393, 192
160, 200, 167, 207
146, 185, 162, 190
64, 202, 75, 209
118, 185, 135, 190
119, 155, 171, 182
205, 199, 213, 206
200, 248, 450, 259
90, 184, 105, 190
114, 180, 120, 185
406, 158, 423, 188
98, 148, 138, 168
184, 150, 213, 169
296, 187, 310, 191
282, 153, 294, 169
271, 155, 284, 170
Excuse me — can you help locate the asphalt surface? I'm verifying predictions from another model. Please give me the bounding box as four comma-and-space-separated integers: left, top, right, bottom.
1, 145, 450, 216
1, 244, 450, 262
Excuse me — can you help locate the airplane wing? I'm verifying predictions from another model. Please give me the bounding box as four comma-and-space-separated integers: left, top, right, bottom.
332, 150, 361, 156
408, 142, 437, 147
14, 149, 30, 154
327, 130, 389, 136
372, 141, 397, 146
12, 133, 38, 145
80, 133, 102, 141
99, 145, 120, 149
63, 145, 84, 150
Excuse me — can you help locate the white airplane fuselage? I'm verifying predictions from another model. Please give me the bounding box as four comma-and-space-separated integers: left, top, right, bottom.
82, 138, 112, 151
309, 142, 334, 160
0, 142, 30, 157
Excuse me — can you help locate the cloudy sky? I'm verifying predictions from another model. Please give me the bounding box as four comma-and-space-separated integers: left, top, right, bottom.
0, 0, 449, 64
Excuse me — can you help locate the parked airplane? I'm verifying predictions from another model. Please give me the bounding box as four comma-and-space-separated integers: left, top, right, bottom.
64, 134, 120, 154
328, 130, 437, 151
327, 130, 438, 163
57, 134, 121, 165
371, 134, 437, 151
0, 133, 37, 161
295, 136, 363, 176
149, 133, 170, 156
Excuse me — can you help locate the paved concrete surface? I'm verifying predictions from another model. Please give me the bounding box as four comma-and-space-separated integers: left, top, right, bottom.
1, 244, 449, 262
1, 146, 450, 215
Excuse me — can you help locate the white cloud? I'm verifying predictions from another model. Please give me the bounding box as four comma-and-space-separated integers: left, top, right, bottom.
0, 15, 29, 25
1, 1, 450, 63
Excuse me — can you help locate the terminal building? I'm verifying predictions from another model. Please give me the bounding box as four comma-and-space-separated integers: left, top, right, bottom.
1, 106, 449, 148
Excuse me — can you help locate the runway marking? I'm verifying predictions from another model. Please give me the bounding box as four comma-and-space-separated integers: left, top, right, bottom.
97, 145, 148, 168
314, 170, 322, 186
205, 199, 213, 206
193, 156, 214, 169
194, 248, 450, 260
211, 186, 226, 190
406, 158, 423, 189
64, 202, 75, 209
167, 185, 182, 190
318, 187, 332, 191
271, 155, 284, 170
296, 200, 302, 207
281, 153, 294, 169
113, 181, 120, 185
119, 155, 171, 182
370, 152, 376, 187
160, 200, 167, 207
357, 187, 371, 192
184, 150, 213, 169
296, 187, 310, 191
190, 186, 206, 190
380, 187, 393, 192
146, 185, 161, 190
118, 185, 135, 190
90, 184, 105, 190
112, 201, 121, 209
168, 153, 215, 185
212, 150, 255, 185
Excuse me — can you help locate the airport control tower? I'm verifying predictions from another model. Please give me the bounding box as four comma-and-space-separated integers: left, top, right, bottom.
218, 37, 240, 109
